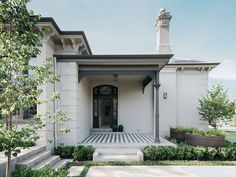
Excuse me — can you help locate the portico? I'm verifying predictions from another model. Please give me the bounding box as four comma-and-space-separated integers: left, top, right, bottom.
55, 54, 172, 144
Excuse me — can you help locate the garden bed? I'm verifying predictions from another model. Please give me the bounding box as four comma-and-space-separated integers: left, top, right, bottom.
143, 139, 236, 161
185, 133, 225, 147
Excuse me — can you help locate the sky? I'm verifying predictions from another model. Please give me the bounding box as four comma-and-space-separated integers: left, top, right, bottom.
28, 0, 236, 98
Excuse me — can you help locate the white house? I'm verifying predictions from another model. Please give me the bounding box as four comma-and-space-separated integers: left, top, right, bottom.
34, 9, 219, 148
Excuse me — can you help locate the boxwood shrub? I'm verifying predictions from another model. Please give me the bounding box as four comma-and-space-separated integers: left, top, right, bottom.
143, 141, 236, 161
54, 146, 75, 159
12, 167, 68, 177
73, 146, 95, 161
54, 145, 95, 161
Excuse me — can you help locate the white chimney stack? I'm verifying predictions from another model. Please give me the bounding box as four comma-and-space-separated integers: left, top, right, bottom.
155, 8, 172, 54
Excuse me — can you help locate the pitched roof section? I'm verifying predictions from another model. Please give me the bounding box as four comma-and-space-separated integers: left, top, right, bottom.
168, 57, 220, 66
39, 17, 92, 55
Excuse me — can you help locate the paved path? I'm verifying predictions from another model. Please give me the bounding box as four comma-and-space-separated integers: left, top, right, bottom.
86, 166, 236, 177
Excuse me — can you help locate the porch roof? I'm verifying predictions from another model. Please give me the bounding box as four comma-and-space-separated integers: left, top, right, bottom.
54, 54, 173, 70
55, 54, 173, 92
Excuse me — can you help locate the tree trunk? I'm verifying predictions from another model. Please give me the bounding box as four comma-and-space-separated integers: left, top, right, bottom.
6, 150, 12, 177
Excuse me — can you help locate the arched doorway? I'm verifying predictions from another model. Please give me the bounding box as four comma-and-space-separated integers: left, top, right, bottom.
93, 85, 118, 128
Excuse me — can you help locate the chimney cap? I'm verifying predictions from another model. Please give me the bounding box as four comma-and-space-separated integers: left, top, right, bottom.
155, 8, 172, 28
157, 8, 172, 19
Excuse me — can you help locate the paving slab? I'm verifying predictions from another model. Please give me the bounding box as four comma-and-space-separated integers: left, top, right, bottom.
86, 166, 236, 177
68, 166, 84, 177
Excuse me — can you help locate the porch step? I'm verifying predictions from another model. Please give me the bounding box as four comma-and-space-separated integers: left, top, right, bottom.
52, 159, 73, 170
93, 148, 143, 162
16, 151, 51, 168
15, 147, 71, 171
32, 156, 61, 170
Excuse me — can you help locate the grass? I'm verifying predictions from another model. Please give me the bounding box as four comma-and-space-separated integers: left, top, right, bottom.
79, 166, 89, 177
65, 160, 236, 176
68, 160, 236, 167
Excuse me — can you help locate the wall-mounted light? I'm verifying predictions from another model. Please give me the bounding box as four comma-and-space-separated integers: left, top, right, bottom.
113, 74, 118, 82
163, 92, 168, 99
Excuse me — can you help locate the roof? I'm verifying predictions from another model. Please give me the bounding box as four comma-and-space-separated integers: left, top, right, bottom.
54, 54, 173, 71
39, 17, 92, 54
167, 57, 220, 66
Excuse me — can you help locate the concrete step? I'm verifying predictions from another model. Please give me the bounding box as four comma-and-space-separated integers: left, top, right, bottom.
52, 159, 73, 170
93, 148, 143, 162
16, 151, 51, 168
32, 156, 61, 170
16, 146, 47, 163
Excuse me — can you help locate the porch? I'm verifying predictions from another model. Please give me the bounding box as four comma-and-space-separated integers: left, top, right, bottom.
79, 132, 176, 149
55, 54, 173, 145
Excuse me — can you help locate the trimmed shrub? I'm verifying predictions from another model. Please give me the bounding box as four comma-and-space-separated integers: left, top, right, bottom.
73, 146, 95, 161
12, 167, 68, 177
143, 141, 236, 161
54, 146, 75, 159
54, 145, 94, 161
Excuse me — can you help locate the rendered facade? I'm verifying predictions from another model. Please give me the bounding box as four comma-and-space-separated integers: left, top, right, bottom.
35, 9, 219, 147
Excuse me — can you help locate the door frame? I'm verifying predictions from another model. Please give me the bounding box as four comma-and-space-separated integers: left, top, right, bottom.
93, 85, 118, 128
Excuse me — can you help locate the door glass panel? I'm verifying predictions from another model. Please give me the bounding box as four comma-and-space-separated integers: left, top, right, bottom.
93, 85, 118, 128
93, 98, 98, 117
99, 86, 112, 95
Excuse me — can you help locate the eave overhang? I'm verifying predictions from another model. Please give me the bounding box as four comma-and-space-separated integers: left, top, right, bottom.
54, 54, 173, 69
166, 62, 220, 72
38, 17, 92, 55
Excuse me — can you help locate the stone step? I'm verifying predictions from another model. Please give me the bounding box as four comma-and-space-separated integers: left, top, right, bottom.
32, 156, 61, 170
52, 159, 72, 170
93, 148, 143, 162
16, 146, 47, 163
16, 151, 51, 168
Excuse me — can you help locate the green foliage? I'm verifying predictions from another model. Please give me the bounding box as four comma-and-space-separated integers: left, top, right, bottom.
170, 126, 198, 134
143, 140, 236, 161
198, 84, 236, 129
0, 135, 35, 152
54, 145, 95, 161
54, 146, 75, 159
74, 160, 236, 166
73, 146, 95, 161
12, 167, 68, 177
0, 1, 70, 176
190, 129, 226, 137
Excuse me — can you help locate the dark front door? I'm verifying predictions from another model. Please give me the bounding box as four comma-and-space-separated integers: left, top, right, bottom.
93, 85, 118, 128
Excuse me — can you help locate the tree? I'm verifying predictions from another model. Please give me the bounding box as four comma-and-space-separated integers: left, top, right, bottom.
0, 1, 69, 177
198, 84, 235, 130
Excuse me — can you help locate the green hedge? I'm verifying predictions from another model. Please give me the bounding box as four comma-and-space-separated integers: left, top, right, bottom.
144, 141, 236, 161
54, 145, 95, 161
54, 146, 75, 159
12, 167, 68, 177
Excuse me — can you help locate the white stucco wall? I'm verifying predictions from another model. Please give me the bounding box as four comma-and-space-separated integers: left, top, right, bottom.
159, 68, 177, 136
57, 62, 80, 145
119, 81, 153, 133
36, 39, 55, 150
176, 70, 208, 129
77, 76, 91, 142
158, 67, 209, 137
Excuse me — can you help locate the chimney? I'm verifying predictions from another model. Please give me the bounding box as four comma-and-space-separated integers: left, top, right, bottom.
155, 8, 172, 54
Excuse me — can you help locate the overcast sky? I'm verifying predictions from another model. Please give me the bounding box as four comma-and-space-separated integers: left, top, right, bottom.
28, 0, 236, 96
